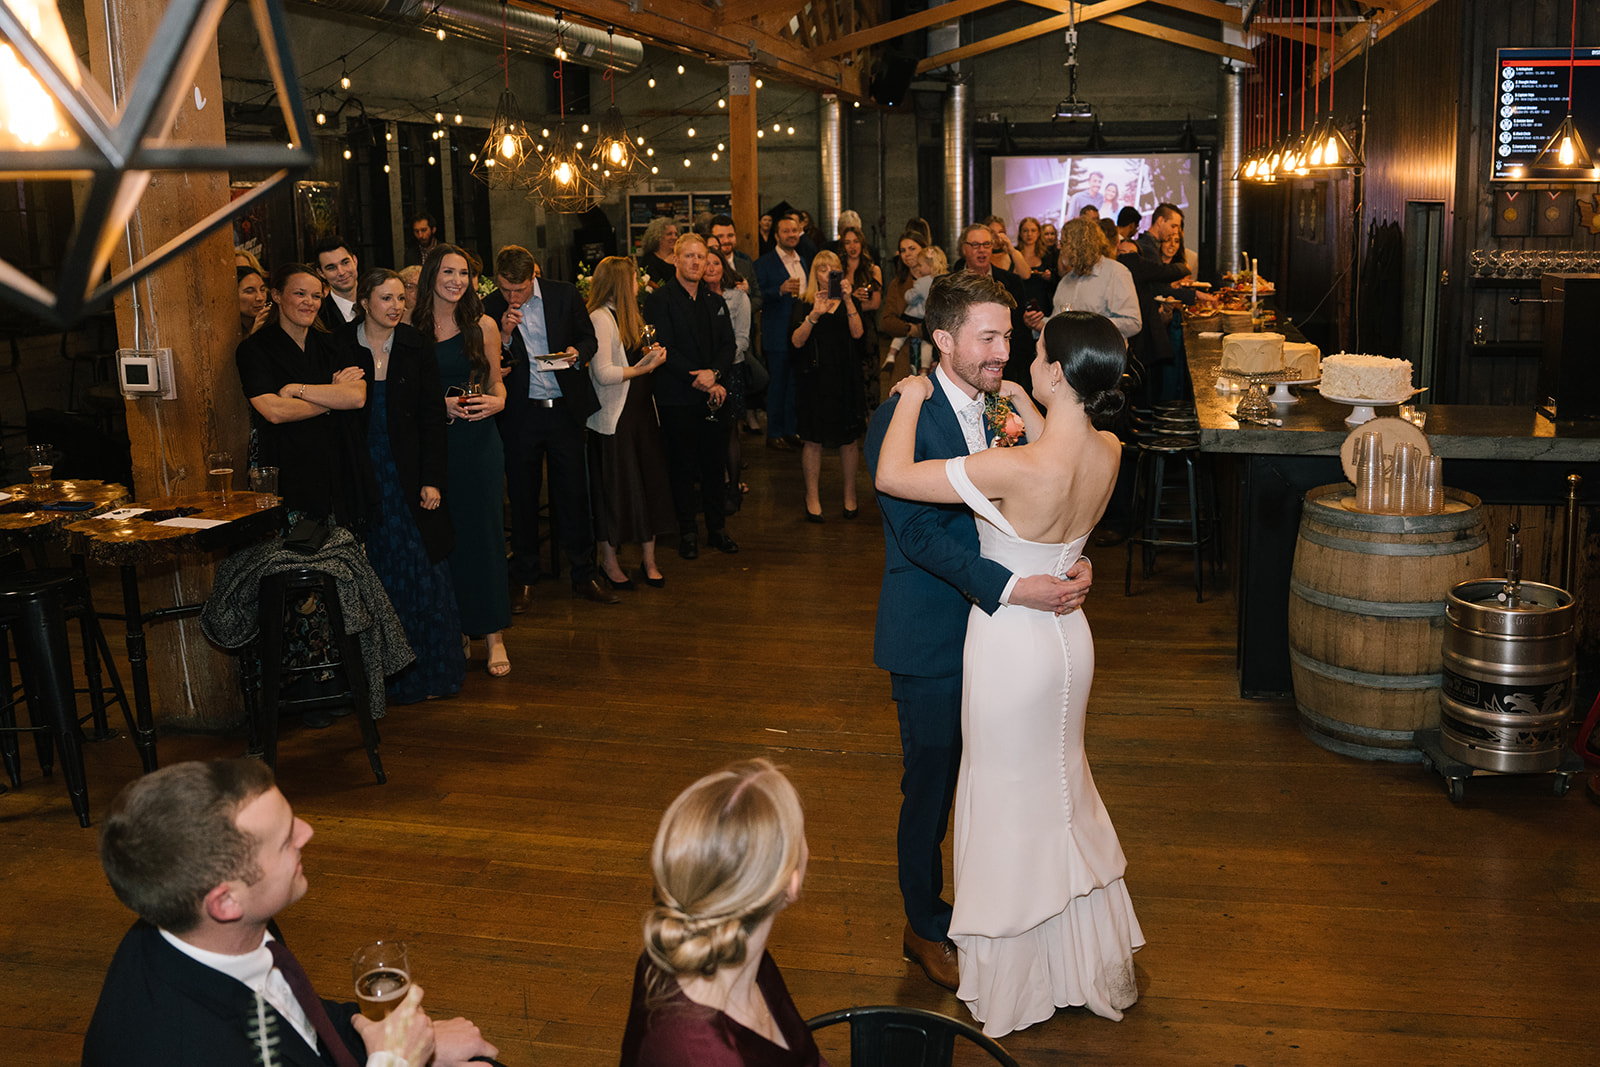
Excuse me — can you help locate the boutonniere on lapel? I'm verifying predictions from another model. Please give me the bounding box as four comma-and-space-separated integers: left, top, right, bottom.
984, 392, 1025, 447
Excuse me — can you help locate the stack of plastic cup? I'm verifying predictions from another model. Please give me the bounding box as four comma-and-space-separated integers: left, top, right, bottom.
1392, 442, 1419, 514
1421, 455, 1444, 514
1355, 431, 1384, 512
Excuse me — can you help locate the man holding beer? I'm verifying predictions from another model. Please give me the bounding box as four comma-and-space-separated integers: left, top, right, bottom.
82, 760, 498, 1067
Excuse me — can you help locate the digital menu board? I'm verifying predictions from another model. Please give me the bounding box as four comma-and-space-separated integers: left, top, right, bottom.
1494, 46, 1600, 181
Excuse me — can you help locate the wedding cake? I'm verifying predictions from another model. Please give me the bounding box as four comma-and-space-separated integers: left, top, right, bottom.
1220, 332, 1285, 374
1283, 341, 1321, 380
1321, 353, 1412, 399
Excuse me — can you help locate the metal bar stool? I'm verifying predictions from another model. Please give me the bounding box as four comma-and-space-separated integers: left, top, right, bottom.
1125, 434, 1218, 602
250, 568, 385, 783
0, 567, 143, 826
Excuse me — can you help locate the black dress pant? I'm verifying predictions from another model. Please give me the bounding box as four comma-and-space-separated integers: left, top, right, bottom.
657, 404, 727, 536
505, 399, 597, 587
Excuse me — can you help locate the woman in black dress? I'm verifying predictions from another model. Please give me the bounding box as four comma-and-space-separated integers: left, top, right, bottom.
344, 268, 465, 703
788, 250, 865, 523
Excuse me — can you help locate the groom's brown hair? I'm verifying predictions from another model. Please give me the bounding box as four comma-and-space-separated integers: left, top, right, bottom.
925, 270, 1015, 342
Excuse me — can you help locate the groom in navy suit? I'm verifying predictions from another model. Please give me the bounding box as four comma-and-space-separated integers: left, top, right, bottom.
865, 271, 1093, 990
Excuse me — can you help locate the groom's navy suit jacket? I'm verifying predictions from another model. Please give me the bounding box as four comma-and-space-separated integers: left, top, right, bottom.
865, 391, 1012, 679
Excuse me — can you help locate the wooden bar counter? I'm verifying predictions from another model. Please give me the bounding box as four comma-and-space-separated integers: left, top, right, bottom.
1185, 326, 1600, 698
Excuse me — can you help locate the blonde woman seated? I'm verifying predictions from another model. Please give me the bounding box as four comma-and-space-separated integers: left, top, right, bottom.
620, 759, 828, 1067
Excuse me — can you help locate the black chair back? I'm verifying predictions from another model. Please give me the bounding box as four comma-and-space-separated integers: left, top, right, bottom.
806, 1005, 1022, 1067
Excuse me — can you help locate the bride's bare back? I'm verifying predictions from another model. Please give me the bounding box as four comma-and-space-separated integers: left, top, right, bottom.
967, 421, 1122, 546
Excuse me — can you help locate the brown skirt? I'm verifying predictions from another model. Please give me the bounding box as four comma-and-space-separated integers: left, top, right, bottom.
589, 376, 677, 547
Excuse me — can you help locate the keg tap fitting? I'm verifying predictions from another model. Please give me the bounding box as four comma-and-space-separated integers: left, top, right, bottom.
1501, 523, 1522, 607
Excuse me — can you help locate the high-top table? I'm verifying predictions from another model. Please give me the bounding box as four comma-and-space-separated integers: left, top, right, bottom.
1186, 327, 1600, 697
62, 492, 283, 763
0, 479, 129, 554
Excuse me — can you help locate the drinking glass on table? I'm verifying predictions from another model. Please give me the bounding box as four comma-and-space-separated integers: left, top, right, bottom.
206, 452, 234, 503
26, 443, 53, 487
352, 940, 411, 1021
249, 466, 279, 508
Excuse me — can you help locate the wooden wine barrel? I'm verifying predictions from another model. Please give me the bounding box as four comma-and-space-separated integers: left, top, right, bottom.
1287, 484, 1490, 761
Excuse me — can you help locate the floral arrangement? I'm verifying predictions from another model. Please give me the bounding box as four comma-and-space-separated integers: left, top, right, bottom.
575, 261, 658, 309
474, 274, 497, 299
984, 392, 1026, 447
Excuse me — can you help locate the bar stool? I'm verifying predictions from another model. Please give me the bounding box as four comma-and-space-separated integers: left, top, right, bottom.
0, 568, 143, 826
250, 568, 385, 784
1125, 434, 1219, 602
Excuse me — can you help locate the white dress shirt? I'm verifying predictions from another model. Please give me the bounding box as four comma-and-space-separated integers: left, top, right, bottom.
932, 362, 1020, 605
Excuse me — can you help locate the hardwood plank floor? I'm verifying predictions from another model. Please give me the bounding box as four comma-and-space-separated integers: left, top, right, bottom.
3, 434, 1597, 1066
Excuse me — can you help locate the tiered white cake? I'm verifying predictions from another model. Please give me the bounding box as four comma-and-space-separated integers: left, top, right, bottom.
1283, 341, 1321, 380
1321, 353, 1413, 399
1221, 332, 1285, 374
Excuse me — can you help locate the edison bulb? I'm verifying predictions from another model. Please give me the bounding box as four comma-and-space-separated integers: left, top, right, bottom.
1560, 135, 1576, 166
437, 28, 446, 41
556, 160, 573, 184
609, 141, 624, 164
343, 148, 351, 159
648, 77, 656, 88
501, 133, 517, 158
316, 112, 326, 126
340, 75, 351, 90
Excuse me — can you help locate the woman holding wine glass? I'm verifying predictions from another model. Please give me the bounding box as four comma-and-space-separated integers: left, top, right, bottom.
585, 256, 674, 589
344, 268, 464, 703
412, 246, 512, 678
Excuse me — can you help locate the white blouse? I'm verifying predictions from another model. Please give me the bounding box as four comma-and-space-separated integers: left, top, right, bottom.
587, 304, 632, 435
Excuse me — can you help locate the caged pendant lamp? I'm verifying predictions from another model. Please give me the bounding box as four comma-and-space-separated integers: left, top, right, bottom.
473, 0, 536, 188
1532, 0, 1597, 177
530, 12, 601, 213
588, 28, 646, 188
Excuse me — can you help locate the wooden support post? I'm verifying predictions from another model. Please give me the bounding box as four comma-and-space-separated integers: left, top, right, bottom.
728, 64, 760, 258
84, 0, 254, 728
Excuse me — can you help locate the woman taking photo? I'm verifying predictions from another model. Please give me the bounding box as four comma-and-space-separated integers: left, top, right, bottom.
878, 230, 928, 379
620, 759, 827, 1067
789, 251, 866, 523
585, 256, 674, 590
412, 245, 512, 678
235, 263, 373, 527
346, 268, 465, 703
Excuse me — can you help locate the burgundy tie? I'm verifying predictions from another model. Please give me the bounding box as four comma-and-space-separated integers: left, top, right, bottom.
265, 939, 362, 1067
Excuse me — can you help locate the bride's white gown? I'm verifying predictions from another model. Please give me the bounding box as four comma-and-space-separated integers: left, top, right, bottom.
944, 456, 1143, 1038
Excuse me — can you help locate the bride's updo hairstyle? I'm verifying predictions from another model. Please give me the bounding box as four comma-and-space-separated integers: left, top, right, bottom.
643, 759, 805, 983
1043, 311, 1127, 418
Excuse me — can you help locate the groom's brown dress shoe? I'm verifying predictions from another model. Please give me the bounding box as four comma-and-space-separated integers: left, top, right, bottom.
902, 922, 959, 991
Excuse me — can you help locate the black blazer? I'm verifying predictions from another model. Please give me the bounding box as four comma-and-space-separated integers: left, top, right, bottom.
341, 321, 455, 562
642, 277, 736, 409
83, 920, 364, 1067
483, 280, 600, 438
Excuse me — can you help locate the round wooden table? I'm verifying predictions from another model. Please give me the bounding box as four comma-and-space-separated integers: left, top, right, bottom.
0, 479, 129, 553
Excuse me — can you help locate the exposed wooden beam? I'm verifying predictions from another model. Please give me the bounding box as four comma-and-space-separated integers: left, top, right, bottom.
912, 0, 1150, 75
1146, 0, 1242, 23
1100, 13, 1254, 62
716, 0, 804, 25
547, 0, 862, 96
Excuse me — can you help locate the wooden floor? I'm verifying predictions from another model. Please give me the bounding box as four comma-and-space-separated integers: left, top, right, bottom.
4, 433, 1599, 1067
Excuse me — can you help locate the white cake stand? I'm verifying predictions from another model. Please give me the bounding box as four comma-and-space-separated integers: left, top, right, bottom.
1318, 387, 1424, 426
1269, 376, 1320, 405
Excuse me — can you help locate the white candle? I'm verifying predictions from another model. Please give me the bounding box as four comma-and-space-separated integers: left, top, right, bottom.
1251, 257, 1258, 306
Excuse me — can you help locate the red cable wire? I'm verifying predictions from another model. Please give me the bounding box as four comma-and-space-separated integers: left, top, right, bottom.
1569, 0, 1577, 108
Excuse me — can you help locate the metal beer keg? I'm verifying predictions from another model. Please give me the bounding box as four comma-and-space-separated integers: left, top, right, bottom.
1440, 534, 1576, 773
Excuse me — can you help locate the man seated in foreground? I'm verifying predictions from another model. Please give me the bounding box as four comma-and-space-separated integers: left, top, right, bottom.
83, 759, 499, 1067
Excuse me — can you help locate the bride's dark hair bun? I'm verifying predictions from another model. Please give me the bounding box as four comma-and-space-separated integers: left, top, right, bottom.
1042, 312, 1128, 413
1083, 387, 1125, 418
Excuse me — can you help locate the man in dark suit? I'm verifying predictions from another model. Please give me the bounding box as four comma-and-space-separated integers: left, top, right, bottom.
644, 232, 739, 558
83, 759, 496, 1067
484, 244, 617, 607
313, 236, 361, 331
864, 271, 1092, 992
754, 210, 814, 449
952, 223, 1044, 389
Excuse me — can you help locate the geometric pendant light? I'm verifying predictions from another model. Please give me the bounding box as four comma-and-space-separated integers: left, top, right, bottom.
1531, 0, 1598, 178
529, 14, 601, 213
472, 0, 536, 188
588, 30, 646, 189
0, 0, 312, 327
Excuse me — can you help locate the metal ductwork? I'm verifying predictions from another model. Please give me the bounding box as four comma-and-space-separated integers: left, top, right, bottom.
819, 94, 842, 241
943, 81, 968, 249
295, 0, 644, 73
1218, 63, 1244, 279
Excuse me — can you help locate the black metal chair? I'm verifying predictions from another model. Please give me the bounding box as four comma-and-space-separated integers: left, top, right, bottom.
249, 568, 385, 783
807, 1005, 1022, 1067
0, 567, 143, 826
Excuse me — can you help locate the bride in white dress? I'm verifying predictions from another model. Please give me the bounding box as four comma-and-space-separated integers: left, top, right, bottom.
875, 310, 1143, 1038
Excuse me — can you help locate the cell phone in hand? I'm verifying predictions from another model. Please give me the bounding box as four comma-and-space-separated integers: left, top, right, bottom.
827, 270, 843, 301
1025, 299, 1041, 314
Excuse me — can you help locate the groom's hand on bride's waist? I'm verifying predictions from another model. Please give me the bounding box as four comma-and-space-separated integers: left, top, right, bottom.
1010, 557, 1092, 615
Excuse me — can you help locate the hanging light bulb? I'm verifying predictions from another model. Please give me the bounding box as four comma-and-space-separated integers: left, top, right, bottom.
676, 64, 685, 75
687, 127, 696, 137
470, 152, 477, 162
717, 99, 726, 108
454, 114, 463, 124
436, 27, 446, 41
0, 0, 81, 150
683, 158, 690, 167
786, 126, 794, 135
651, 165, 658, 173
343, 148, 351, 159
427, 154, 436, 165
340, 72, 351, 90
755, 78, 763, 88
647, 75, 656, 88
711, 152, 719, 161
756, 129, 764, 138
772, 123, 780, 132
383, 163, 390, 172
315, 111, 326, 125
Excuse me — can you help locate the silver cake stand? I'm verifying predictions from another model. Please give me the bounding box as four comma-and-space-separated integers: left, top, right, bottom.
1219, 367, 1302, 421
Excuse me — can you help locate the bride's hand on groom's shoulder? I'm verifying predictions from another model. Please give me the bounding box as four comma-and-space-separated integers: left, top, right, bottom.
890, 375, 934, 401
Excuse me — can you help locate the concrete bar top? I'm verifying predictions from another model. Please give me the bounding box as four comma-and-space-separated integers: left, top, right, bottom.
1187, 329, 1600, 462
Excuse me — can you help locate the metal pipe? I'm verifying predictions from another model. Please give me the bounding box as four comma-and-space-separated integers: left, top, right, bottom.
819, 94, 842, 242
1218, 63, 1245, 282
1562, 473, 1583, 594
943, 81, 968, 249
295, 0, 644, 73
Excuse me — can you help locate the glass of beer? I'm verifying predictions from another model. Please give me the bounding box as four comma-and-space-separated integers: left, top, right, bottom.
206, 452, 234, 503
352, 940, 410, 1021
26, 444, 53, 487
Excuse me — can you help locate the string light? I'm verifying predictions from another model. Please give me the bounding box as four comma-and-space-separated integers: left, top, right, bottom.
315, 111, 326, 125
428, 154, 436, 165
787, 126, 794, 135
683, 157, 690, 166
343, 148, 351, 159
711, 152, 719, 161
436, 27, 446, 41
755, 78, 763, 88
687, 127, 696, 137
454, 114, 463, 124
717, 99, 726, 108
648, 75, 656, 88
383, 163, 390, 172
676, 64, 685, 74
756, 129, 764, 138
717, 142, 725, 151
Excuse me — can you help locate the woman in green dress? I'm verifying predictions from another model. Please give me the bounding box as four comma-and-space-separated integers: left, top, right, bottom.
413, 245, 513, 677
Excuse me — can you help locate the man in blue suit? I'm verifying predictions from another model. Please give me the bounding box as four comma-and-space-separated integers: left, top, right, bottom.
755, 210, 814, 448
864, 271, 1093, 991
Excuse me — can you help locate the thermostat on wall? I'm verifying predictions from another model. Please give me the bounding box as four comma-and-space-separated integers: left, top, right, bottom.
117, 348, 176, 400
